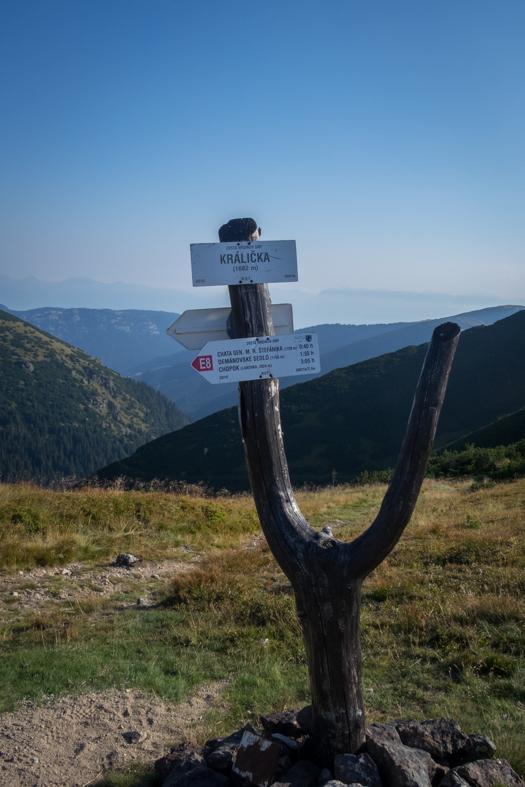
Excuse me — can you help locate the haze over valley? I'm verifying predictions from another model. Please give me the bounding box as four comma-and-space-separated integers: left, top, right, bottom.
2, 297, 524, 487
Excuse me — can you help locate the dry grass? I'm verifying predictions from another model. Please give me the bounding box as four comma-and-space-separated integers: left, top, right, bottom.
0, 482, 260, 569
1, 477, 524, 775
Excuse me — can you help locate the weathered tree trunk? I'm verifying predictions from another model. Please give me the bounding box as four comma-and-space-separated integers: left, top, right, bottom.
221, 217, 461, 763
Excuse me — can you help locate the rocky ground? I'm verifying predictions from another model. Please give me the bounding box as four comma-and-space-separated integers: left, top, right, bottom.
0, 552, 198, 613
0, 553, 222, 787
0, 681, 229, 787
154, 711, 523, 787
1, 547, 523, 787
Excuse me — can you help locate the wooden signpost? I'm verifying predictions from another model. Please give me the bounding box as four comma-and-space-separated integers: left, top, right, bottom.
171, 216, 461, 763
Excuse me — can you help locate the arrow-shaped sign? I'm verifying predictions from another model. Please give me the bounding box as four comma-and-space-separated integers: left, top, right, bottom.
167, 304, 294, 351
190, 333, 320, 384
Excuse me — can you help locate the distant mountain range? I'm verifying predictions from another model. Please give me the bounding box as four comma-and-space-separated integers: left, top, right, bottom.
95, 309, 525, 491
125, 319, 411, 419
0, 274, 229, 313
1, 306, 184, 375
0, 309, 189, 480
131, 305, 524, 420
3, 301, 522, 423
0, 272, 517, 326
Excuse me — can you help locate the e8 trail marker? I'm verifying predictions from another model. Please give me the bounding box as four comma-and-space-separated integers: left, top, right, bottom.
189, 333, 320, 384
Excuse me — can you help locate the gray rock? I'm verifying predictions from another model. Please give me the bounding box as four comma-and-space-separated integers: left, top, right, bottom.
438, 772, 470, 787
367, 739, 434, 787
278, 759, 321, 787
272, 733, 300, 751
206, 726, 255, 771
432, 763, 449, 785
334, 753, 382, 787
17, 361, 34, 372
164, 764, 228, 787
454, 734, 496, 765
206, 740, 239, 771
452, 758, 524, 787
296, 705, 315, 735
155, 744, 205, 782
278, 756, 293, 773
317, 768, 334, 785
115, 553, 140, 566
366, 723, 402, 746
395, 718, 468, 764
261, 710, 306, 739
122, 730, 147, 744
323, 782, 350, 787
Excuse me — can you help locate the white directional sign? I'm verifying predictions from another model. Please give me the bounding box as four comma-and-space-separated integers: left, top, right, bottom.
190, 240, 298, 287
190, 333, 320, 384
166, 304, 294, 350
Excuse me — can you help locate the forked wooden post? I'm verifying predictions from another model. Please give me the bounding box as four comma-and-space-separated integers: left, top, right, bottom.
221, 217, 461, 762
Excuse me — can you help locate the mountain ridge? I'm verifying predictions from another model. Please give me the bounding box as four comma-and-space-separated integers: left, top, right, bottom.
94, 309, 525, 490
1, 306, 184, 374
1, 272, 517, 325
133, 305, 524, 421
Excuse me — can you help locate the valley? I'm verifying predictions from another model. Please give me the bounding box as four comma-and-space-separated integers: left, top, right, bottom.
95, 310, 525, 491
130, 305, 524, 421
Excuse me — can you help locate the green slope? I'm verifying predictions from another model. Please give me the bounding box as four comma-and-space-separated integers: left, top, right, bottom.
0, 310, 190, 480
95, 310, 525, 491
445, 407, 525, 452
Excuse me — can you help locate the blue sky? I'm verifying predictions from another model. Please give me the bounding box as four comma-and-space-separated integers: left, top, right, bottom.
1, 0, 524, 317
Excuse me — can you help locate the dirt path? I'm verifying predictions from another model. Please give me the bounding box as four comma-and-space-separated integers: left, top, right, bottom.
0, 555, 226, 786
0, 680, 229, 787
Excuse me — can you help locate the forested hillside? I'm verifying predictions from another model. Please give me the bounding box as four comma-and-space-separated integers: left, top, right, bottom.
95, 310, 525, 490
1, 306, 182, 374
0, 310, 190, 481
446, 407, 525, 451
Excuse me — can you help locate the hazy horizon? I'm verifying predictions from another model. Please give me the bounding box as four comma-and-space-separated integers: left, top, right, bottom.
1, 272, 520, 327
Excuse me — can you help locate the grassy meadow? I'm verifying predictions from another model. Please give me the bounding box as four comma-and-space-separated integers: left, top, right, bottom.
0, 478, 524, 782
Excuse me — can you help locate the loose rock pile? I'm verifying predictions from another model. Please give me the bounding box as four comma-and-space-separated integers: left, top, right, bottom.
154, 709, 523, 787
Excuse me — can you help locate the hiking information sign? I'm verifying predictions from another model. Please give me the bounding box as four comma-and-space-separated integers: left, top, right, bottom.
190, 333, 320, 384
190, 240, 298, 286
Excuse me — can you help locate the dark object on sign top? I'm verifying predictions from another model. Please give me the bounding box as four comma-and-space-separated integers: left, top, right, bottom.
218, 218, 260, 243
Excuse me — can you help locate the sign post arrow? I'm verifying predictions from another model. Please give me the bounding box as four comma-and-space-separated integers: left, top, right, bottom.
167, 304, 294, 351
190, 333, 320, 384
